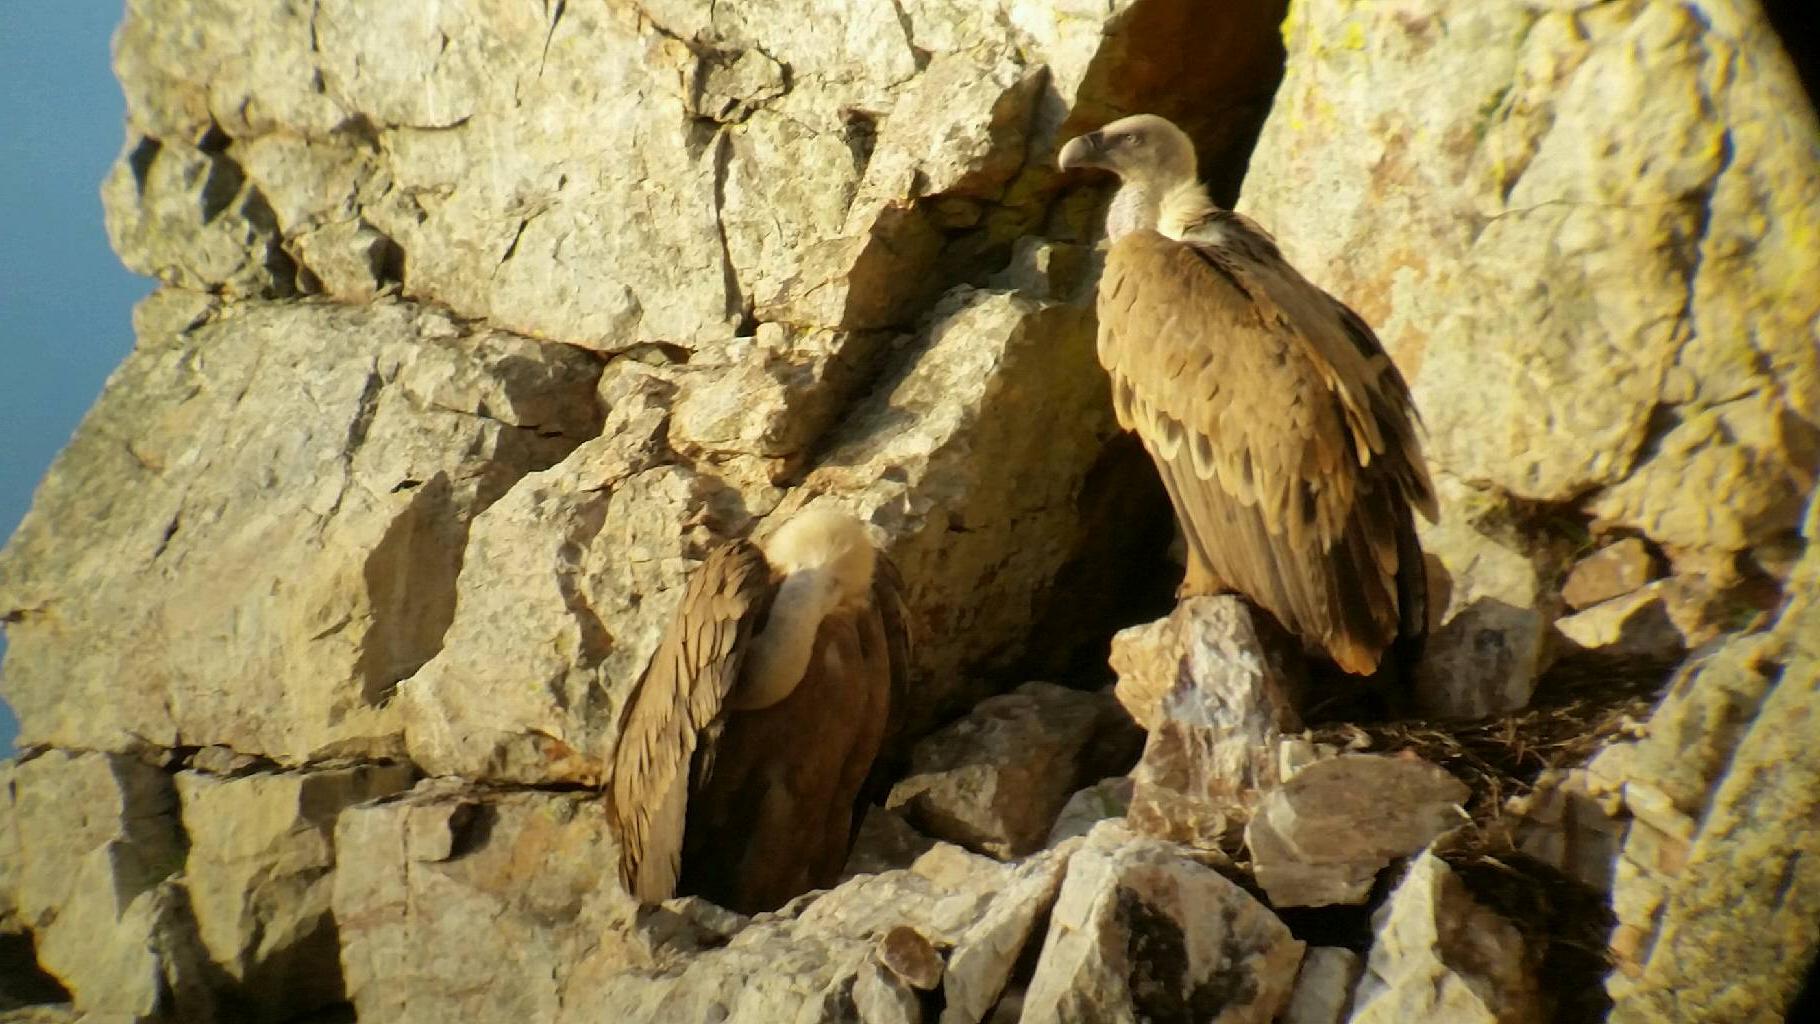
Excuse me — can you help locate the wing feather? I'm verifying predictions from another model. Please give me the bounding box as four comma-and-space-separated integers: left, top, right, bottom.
678, 554, 909, 913
1098, 227, 1433, 674
607, 539, 774, 904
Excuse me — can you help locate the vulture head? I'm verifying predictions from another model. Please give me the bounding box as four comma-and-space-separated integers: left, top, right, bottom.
1057, 113, 1198, 189
1058, 114, 1206, 239
732, 508, 879, 710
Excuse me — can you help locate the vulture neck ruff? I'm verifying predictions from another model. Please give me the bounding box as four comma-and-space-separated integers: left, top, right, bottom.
1108, 178, 1216, 242
733, 512, 876, 711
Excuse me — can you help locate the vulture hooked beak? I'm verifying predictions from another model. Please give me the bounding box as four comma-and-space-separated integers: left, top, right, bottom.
1057, 131, 1109, 173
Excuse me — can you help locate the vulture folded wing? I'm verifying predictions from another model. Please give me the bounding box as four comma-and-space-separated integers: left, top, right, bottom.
679, 558, 905, 913
1098, 229, 1419, 674
608, 539, 774, 904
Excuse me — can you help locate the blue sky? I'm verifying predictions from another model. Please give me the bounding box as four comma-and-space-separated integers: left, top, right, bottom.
0, 5, 152, 752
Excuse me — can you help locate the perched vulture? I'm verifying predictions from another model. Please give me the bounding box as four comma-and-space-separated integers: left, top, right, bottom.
1058, 114, 1438, 676
607, 508, 910, 914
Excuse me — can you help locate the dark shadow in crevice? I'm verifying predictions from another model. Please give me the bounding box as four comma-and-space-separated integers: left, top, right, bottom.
0, 930, 72, 1010
1015, 433, 1181, 689
1763, 0, 1820, 112
1059, 0, 1291, 207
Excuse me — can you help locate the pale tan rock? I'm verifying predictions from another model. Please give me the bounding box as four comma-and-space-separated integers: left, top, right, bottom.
936, 843, 1076, 1024
1552, 576, 1727, 661
842, 806, 940, 881
1240, 0, 1820, 566
1281, 947, 1362, 1024
1603, 495, 1820, 1020
331, 780, 626, 1024
0, 764, 18, 936
1350, 851, 1543, 1024
1112, 597, 1298, 848
1021, 821, 1303, 1024
1504, 768, 1626, 893
852, 959, 923, 1024
102, 135, 299, 299
398, 379, 736, 784
886, 683, 1118, 859
791, 285, 1120, 699
1246, 754, 1469, 908
1561, 538, 1660, 610
175, 764, 414, 1021
1414, 474, 1563, 719
577, 841, 1076, 1024
0, 297, 600, 766
9, 752, 211, 1023
1044, 777, 1133, 848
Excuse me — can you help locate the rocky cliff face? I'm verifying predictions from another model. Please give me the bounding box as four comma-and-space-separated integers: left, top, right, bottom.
1, 1, 1816, 1023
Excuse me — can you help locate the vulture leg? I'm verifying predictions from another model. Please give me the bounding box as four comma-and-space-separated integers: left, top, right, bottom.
1177, 555, 1231, 599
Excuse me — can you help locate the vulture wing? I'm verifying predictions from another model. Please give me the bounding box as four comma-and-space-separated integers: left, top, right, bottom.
608, 539, 775, 905
679, 555, 908, 914
1097, 226, 1434, 674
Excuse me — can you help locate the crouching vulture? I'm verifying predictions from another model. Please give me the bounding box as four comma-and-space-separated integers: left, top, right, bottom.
1058, 114, 1438, 677
608, 508, 910, 914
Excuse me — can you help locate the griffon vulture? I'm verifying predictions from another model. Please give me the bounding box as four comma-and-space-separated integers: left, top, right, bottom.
1058, 114, 1438, 676
608, 508, 910, 914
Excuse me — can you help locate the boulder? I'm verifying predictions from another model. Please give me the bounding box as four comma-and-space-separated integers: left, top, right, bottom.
331, 780, 627, 1024
0, 296, 602, 764
1280, 947, 1363, 1024
1350, 851, 1543, 1024
1246, 754, 1469, 908
175, 764, 415, 1021
8, 752, 209, 1023
1021, 820, 1304, 1024
1239, 0, 1820, 569
1561, 538, 1660, 610
1110, 597, 1299, 848
887, 682, 1134, 858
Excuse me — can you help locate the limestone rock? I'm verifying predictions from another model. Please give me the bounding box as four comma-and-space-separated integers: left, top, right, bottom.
1552, 576, 1728, 662
0, 1005, 78, 1024
1413, 474, 1563, 719
791, 285, 1121, 702
332, 783, 1066, 1024
8, 752, 209, 1023
176, 764, 414, 1021
1281, 947, 1363, 1024
1112, 597, 1298, 848
842, 807, 940, 881
1602, 495, 1820, 1020
0, 764, 18, 936
103, 136, 300, 299
398, 376, 734, 784
1045, 777, 1134, 848
1020, 821, 1304, 1024
1246, 754, 1469, 908
1351, 851, 1543, 1024
1240, 0, 1820, 566
332, 780, 627, 1024
1504, 768, 1627, 893
1561, 538, 1660, 610
0, 296, 601, 765
577, 841, 1076, 1024
887, 682, 1130, 859
936, 844, 1077, 1024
